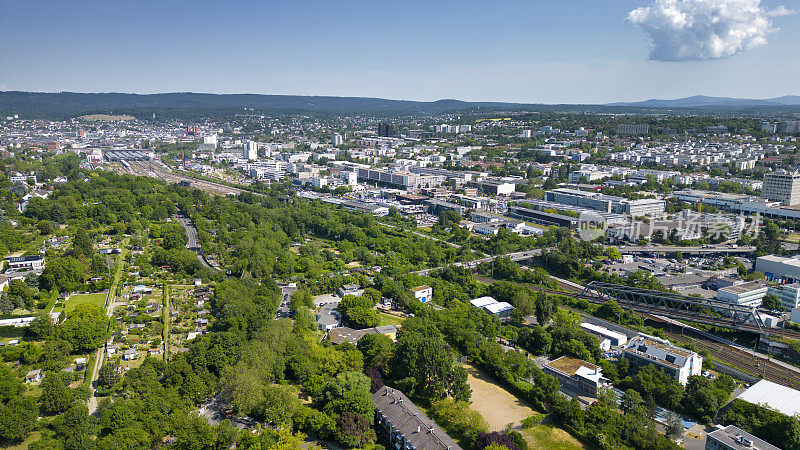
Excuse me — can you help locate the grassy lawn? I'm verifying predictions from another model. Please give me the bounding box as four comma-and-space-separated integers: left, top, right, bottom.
63, 292, 107, 314
379, 312, 405, 327
785, 233, 800, 243
521, 423, 586, 450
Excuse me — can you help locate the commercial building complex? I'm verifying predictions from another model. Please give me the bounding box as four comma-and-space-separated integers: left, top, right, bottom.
357, 167, 444, 189
756, 255, 800, 283
544, 188, 665, 216
623, 334, 702, 385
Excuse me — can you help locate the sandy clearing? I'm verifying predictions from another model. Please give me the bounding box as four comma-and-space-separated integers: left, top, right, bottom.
463, 364, 536, 431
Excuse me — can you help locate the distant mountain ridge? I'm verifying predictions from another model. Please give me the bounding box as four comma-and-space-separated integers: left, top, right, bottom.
606, 94, 800, 108
0, 91, 798, 119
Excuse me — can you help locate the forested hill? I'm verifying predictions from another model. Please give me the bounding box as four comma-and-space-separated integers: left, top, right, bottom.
0, 91, 525, 119
3, 91, 800, 120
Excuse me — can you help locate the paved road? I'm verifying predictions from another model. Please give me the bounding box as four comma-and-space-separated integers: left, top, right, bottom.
87, 239, 129, 414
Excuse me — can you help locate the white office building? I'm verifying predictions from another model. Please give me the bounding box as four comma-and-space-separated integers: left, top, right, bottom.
623, 334, 702, 385
243, 140, 258, 160
766, 283, 800, 311
717, 281, 767, 307
763, 169, 800, 206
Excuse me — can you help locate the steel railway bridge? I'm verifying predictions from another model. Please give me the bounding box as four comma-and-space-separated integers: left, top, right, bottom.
576, 282, 800, 339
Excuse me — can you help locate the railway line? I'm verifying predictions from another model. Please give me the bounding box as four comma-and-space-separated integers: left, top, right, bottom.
475, 274, 800, 390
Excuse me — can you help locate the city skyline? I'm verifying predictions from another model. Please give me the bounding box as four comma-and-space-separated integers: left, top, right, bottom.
1, 0, 798, 104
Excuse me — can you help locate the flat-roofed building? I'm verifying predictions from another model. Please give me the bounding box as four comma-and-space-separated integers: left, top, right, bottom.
623, 334, 702, 385
484, 301, 514, 319
5, 255, 45, 271
756, 255, 800, 283
766, 283, 800, 311
763, 169, 800, 206
717, 281, 767, 307
736, 379, 800, 417
705, 425, 780, 450
470, 296, 496, 308
543, 356, 611, 398
410, 285, 432, 303
580, 322, 628, 346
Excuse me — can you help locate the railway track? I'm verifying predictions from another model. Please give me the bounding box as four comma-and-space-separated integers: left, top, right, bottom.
476, 275, 800, 389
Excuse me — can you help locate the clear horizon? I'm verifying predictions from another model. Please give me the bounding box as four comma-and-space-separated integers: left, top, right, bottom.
1, 0, 798, 104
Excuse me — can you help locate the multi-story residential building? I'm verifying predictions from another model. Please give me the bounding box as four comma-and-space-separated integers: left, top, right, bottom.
623, 334, 702, 385
763, 169, 800, 206
543, 356, 611, 398
373, 387, 461, 450
331, 133, 343, 146
5, 255, 45, 272
717, 281, 767, 307
410, 285, 432, 303
766, 283, 800, 311
782, 120, 800, 133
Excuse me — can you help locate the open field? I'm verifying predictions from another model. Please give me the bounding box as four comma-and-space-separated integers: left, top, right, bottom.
379, 312, 404, 327
521, 422, 585, 450
64, 292, 107, 314
462, 364, 535, 431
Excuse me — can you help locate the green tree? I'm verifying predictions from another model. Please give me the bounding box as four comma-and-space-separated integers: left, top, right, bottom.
320, 372, 374, 418
0, 396, 38, 442
39, 373, 74, 415
59, 303, 109, 352
37, 219, 54, 235
73, 227, 93, 256
357, 333, 394, 373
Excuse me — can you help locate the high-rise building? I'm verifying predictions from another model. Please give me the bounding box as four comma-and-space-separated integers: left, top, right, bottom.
781, 120, 800, 133
377, 123, 395, 137
331, 133, 343, 147
763, 169, 800, 205
243, 140, 258, 160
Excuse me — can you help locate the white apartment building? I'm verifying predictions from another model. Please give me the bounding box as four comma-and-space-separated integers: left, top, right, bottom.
763, 169, 800, 206
331, 133, 343, 147
410, 285, 432, 303
623, 334, 702, 385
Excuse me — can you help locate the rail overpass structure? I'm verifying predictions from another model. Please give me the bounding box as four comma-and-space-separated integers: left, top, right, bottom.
577, 282, 800, 339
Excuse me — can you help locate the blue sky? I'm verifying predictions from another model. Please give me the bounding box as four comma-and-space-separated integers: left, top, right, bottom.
0, 0, 798, 103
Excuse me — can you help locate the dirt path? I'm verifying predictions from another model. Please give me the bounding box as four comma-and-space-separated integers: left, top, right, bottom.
463, 364, 535, 431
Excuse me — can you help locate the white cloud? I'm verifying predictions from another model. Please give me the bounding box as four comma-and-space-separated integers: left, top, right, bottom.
627, 0, 793, 61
